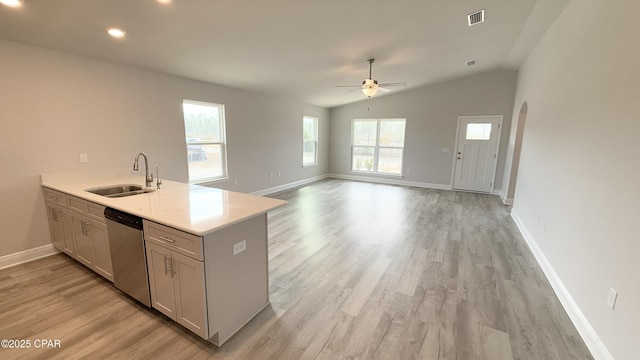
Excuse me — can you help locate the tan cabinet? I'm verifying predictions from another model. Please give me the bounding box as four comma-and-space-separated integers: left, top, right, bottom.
45, 202, 75, 255
71, 214, 95, 267
42, 187, 113, 282
70, 213, 113, 281
146, 240, 208, 339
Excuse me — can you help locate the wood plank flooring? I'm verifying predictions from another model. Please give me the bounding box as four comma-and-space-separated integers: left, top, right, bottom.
0, 179, 593, 359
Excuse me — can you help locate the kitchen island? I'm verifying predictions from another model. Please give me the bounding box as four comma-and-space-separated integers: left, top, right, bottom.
41, 168, 286, 346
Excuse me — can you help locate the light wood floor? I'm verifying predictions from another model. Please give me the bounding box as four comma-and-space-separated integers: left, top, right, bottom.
0, 179, 593, 360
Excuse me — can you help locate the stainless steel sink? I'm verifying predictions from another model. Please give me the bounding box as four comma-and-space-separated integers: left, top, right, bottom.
85, 184, 155, 198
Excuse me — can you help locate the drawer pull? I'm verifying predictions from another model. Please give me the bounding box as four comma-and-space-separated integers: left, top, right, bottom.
159, 236, 175, 243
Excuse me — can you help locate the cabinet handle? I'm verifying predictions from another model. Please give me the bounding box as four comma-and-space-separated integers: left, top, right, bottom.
51, 208, 58, 221
159, 236, 175, 243
164, 256, 171, 275
172, 258, 177, 277
81, 221, 90, 236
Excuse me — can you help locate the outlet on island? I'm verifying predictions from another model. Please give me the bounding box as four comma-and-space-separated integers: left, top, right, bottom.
233, 240, 247, 255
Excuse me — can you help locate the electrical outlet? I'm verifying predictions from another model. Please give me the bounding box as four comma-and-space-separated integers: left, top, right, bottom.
607, 288, 618, 310
270, 173, 274, 179
536, 213, 542, 223
233, 240, 247, 255
234, 179, 238, 186
277, 171, 281, 177
443, 147, 450, 152
79, 154, 88, 163
544, 220, 548, 232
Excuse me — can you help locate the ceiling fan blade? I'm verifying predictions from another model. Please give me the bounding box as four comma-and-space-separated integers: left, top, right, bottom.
377, 87, 392, 93
348, 88, 363, 93
335, 85, 361, 88
378, 82, 407, 87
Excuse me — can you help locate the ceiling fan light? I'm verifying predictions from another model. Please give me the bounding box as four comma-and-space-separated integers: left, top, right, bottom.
361, 78, 378, 97
362, 87, 378, 97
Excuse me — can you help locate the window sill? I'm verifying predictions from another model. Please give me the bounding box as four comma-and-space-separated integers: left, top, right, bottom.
190, 177, 230, 186
349, 170, 403, 178
302, 163, 319, 168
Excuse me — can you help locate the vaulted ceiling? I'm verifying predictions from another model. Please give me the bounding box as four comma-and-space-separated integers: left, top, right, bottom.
0, 0, 570, 108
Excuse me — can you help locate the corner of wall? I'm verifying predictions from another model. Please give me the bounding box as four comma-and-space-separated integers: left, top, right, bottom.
509, 210, 614, 360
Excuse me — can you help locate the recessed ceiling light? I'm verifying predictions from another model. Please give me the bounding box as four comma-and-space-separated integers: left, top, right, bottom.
107, 28, 126, 39
0, 0, 23, 8
157, 0, 171, 4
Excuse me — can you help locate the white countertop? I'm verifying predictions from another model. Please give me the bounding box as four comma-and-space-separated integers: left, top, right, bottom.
41, 169, 287, 236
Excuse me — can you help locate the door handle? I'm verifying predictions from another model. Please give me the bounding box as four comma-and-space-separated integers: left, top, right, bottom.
457, 152, 462, 160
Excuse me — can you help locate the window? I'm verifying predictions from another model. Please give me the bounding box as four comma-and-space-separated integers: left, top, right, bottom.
352, 118, 406, 175
182, 100, 227, 183
465, 123, 492, 140
303, 116, 318, 166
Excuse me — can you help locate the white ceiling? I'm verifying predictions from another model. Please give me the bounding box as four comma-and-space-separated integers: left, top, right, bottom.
0, 0, 570, 108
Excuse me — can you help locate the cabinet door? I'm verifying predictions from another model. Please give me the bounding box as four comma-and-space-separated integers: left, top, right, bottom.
88, 220, 113, 282
45, 203, 74, 255
71, 215, 95, 267
146, 241, 176, 320
57, 209, 75, 255
172, 251, 208, 339
46, 204, 65, 251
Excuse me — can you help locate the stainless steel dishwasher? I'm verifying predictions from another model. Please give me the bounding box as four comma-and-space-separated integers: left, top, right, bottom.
104, 208, 151, 307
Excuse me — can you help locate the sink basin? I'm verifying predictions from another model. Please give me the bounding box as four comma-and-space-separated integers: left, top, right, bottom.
85, 184, 155, 198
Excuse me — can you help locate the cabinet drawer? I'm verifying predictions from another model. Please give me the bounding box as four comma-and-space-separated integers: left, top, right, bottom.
144, 220, 203, 261
68, 196, 105, 223
43, 188, 67, 207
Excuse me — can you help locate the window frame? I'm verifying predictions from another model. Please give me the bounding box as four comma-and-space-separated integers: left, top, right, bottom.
182, 99, 228, 184
302, 116, 318, 167
351, 118, 406, 176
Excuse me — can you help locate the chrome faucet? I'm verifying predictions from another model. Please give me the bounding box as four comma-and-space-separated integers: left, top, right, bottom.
133, 152, 153, 188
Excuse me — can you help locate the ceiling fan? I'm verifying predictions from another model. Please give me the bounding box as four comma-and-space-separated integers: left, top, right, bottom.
336, 58, 406, 98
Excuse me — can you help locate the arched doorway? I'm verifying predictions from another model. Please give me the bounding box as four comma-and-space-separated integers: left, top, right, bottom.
506, 102, 527, 203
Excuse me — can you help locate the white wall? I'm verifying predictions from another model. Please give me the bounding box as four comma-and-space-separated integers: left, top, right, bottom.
0, 39, 328, 258
505, 0, 640, 358
329, 70, 517, 190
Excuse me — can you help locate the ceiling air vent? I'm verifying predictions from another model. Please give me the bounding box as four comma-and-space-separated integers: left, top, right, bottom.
466, 60, 476, 67
468, 10, 484, 26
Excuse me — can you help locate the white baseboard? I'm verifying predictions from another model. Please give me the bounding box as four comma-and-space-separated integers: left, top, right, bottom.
510, 210, 613, 360
499, 190, 514, 205
251, 174, 330, 196
328, 173, 452, 190
0, 244, 59, 270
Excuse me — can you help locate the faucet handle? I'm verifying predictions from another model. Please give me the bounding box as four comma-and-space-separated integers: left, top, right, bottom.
155, 164, 162, 189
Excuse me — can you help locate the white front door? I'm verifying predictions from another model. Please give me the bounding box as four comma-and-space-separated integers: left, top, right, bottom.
453, 116, 502, 193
